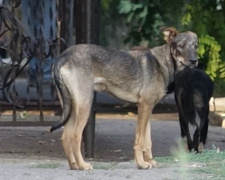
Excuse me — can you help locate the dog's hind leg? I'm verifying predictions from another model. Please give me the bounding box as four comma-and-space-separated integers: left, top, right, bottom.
198, 119, 208, 152
62, 103, 93, 170
68, 78, 94, 170
193, 128, 200, 152
143, 121, 157, 166
71, 100, 93, 170
62, 113, 79, 169
202, 116, 209, 145
59, 66, 79, 169
186, 126, 193, 151
178, 113, 190, 151
198, 107, 209, 152
60, 66, 93, 170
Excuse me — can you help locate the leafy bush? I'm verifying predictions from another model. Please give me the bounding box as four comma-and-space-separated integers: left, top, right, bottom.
118, 0, 225, 84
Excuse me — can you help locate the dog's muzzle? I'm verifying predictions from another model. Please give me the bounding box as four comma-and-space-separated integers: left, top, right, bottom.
189, 59, 198, 67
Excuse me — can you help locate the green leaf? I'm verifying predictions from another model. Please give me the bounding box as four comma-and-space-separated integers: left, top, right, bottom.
139, 7, 148, 18
127, 12, 134, 23
181, 13, 191, 25
101, 0, 113, 10
118, 0, 133, 14
133, 4, 143, 11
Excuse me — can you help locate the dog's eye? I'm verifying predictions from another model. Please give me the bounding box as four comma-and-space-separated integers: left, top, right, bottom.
179, 43, 184, 48
195, 44, 198, 48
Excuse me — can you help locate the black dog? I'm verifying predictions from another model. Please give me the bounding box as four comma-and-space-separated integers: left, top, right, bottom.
174, 67, 214, 152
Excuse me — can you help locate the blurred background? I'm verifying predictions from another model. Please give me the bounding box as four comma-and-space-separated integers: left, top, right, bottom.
0, 0, 225, 159
0, 0, 224, 121
100, 0, 225, 97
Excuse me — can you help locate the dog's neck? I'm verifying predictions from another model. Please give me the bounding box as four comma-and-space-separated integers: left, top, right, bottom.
150, 44, 176, 91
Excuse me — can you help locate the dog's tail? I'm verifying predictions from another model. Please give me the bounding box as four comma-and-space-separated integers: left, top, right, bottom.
50, 62, 71, 132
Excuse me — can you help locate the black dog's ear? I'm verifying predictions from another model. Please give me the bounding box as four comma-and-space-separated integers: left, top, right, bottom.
162, 27, 178, 43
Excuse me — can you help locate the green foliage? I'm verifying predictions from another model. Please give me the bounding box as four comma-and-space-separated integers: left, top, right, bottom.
119, 1, 147, 23
118, 0, 184, 47
100, 0, 123, 47
117, 0, 225, 83
182, 0, 225, 81
181, 4, 192, 26
101, 0, 114, 10
198, 35, 222, 80
118, 0, 180, 47
213, 79, 225, 97
118, 0, 152, 46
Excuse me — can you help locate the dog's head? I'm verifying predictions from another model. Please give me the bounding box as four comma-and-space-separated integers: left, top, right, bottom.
163, 27, 198, 69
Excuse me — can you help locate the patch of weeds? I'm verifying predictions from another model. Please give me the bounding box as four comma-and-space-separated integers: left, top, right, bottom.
188, 146, 225, 179
1, 159, 19, 164
34, 162, 61, 169
94, 161, 118, 170
154, 141, 225, 179
171, 140, 225, 179
155, 139, 188, 168
155, 156, 175, 164
154, 156, 176, 168
170, 139, 191, 178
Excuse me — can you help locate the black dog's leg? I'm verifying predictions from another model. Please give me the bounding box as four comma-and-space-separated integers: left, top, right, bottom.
179, 113, 186, 138
186, 126, 193, 151
193, 128, 200, 152
179, 113, 193, 151
201, 117, 209, 144
197, 107, 209, 152
200, 106, 209, 145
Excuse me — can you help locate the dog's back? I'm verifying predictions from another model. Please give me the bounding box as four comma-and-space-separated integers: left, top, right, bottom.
174, 67, 214, 152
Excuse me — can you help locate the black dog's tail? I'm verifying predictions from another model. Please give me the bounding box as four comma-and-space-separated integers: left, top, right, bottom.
50, 62, 71, 132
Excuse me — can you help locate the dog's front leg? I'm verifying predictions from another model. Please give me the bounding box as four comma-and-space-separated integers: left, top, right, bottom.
143, 121, 157, 166
134, 100, 153, 169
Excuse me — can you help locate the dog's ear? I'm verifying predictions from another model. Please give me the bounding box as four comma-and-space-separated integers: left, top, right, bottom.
162, 27, 178, 43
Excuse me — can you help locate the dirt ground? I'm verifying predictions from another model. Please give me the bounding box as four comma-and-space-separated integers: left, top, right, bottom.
0, 112, 225, 161
0, 109, 225, 179
1, 91, 224, 162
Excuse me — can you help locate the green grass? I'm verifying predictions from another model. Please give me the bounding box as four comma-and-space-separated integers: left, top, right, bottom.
189, 149, 225, 178
34, 162, 61, 169
155, 143, 225, 179
94, 161, 119, 170
154, 156, 175, 164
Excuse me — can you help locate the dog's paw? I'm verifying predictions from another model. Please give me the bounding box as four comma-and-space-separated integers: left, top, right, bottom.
198, 142, 205, 153
143, 155, 157, 167
78, 162, 93, 170
149, 159, 157, 167
137, 161, 152, 169
70, 162, 92, 170
70, 162, 79, 170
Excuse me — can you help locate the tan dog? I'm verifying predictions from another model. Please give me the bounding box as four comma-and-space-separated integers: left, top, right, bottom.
50, 27, 198, 170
